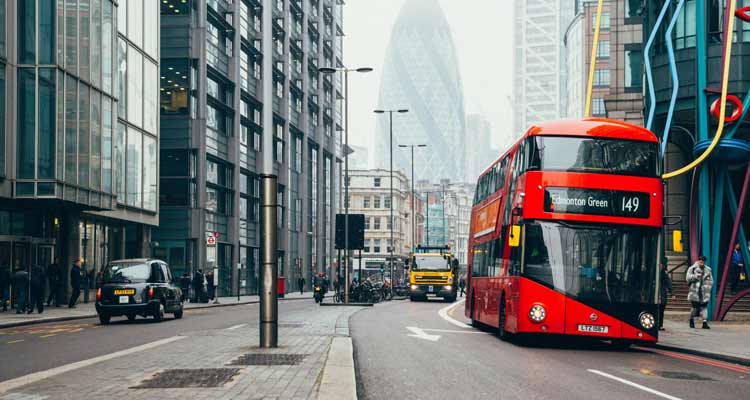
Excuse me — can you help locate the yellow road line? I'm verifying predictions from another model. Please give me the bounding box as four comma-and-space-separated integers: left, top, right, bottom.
39, 334, 57, 338
6, 340, 24, 344
67, 328, 83, 333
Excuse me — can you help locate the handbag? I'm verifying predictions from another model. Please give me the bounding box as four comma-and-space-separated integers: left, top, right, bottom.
741, 272, 747, 281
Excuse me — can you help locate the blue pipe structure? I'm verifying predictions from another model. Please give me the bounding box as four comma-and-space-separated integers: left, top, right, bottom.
644, 0, 673, 131
661, 0, 686, 156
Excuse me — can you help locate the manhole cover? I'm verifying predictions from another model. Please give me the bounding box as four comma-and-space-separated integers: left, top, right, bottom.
639, 369, 714, 381
132, 368, 241, 388
228, 353, 307, 366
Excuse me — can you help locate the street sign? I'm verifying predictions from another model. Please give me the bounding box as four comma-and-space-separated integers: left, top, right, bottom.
335, 214, 365, 250
207, 236, 216, 246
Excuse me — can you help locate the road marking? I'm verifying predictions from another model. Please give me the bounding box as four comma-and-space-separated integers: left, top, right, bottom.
438, 299, 470, 328
225, 324, 247, 331
635, 346, 750, 374
588, 369, 684, 400
67, 328, 83, 334
421, 328, 489, 334
39, 334, 56, 339
406, 327, 441, 341
6, 340, 23, 344
0, 335, 186, 394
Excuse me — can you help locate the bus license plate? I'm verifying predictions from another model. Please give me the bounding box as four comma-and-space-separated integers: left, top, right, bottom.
578, 324, 608, 333
428, 286, 434, 293
119, 296, 129, 304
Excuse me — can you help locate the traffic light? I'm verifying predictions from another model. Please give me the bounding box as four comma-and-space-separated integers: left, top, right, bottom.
379, 266, 385, 274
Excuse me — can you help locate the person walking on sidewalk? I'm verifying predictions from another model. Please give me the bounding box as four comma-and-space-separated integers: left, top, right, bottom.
0, 264, 10, 312
68, 259, 82, 308
206, 270, 216, 301
180, 272, 191, 302
658, 260, 673, 330
46, 258, 61, 307
459, 275, 466, 297
29, 265, 46, 314
687, 255, 713, 329
13, 266, 29, 314
298, 277, 305, 295
192, 270, 205, 303
730, 243, 744, 294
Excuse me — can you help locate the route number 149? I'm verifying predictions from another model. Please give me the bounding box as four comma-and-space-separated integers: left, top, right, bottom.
621, 197, 640, 213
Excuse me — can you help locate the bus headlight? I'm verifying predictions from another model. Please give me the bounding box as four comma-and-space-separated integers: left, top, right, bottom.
639, 312, 655, 329
529, 305, 546, 323
410, 285, 418, 290
444, 285, 452, 290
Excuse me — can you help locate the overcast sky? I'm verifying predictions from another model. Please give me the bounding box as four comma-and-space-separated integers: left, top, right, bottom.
343, 0, 514, 162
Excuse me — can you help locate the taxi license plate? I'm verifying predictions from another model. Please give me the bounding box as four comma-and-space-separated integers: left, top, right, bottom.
119, 296, 129, 304
114, 289, 135, 295
428, 286, 434, 293
578, 324, 608, 333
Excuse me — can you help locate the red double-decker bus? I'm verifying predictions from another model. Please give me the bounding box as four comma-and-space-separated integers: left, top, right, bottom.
465, 119, 663, 345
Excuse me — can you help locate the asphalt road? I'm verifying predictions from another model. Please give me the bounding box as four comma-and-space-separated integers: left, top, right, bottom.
0, 299, 315, 381
351, 298, 749, 400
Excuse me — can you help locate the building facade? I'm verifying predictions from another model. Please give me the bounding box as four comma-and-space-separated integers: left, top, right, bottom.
513, 0, 573, 135
154, 0, 344, 296
0, 0, 159, 303
464, 114, 497, 182
417, 179, 473, 269
347, 169, 411, 281
374, 0, 466, 183
565, 0, 643, 123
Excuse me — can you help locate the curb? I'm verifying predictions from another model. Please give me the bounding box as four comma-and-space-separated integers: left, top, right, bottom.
0, 295, 320, 330
642, 343, 750, 367
317, 337, 357, 400
320, 302, 374, 307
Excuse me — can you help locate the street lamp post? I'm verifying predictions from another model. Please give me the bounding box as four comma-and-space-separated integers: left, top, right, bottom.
398, 144, 427, 253
319, 66, 372, 303
375, 108, 409, 298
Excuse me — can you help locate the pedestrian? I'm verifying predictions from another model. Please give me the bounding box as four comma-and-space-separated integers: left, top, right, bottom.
29, 265, 46, 314
0, 264, 10, 312
686, 255, 713, 329
192, 270, 205, 303
13, 267, 29, 314
658, 260, 673, 330
298, 277, 305, 295
459, 275, 466, 297
206, 270, 216, 300
180, 272, 191, 302
68, 259, 82, 308
46, 258, 60, 307
730, 243, 744, 294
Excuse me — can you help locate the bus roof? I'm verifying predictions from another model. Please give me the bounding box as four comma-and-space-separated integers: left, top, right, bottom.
480, 118, 658, 176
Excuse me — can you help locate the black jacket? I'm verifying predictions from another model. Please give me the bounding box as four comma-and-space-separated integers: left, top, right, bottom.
46, 264, 60, 284
70, 265, 82, 288
660, 267, 673, 300
31, 267, 47, 291
0, 267, 10, 289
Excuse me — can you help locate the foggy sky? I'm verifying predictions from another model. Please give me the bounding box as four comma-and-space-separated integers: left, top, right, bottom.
343, 0, 514, 166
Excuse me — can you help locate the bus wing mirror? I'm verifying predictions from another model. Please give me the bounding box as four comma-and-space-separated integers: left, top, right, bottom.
673, 230, 684, 253
508, 225, 521, 248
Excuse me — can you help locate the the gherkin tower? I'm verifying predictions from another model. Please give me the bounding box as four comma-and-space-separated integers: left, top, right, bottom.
375, 0, 466, 183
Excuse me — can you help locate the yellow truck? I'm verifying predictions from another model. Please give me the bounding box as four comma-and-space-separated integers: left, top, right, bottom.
407, 245, 459, 302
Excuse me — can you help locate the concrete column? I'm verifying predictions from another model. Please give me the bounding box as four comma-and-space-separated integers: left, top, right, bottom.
137, 225, 151, 258
61, 211, 81, 300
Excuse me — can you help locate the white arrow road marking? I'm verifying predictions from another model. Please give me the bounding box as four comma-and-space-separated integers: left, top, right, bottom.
421, 328, 490, 334
438, 299, 471, 328
406, 326, 441, 341
588, 369, 684, 400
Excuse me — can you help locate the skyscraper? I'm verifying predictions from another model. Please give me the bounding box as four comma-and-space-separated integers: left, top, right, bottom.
375, 0, 466, 183
513, 0, 573, 135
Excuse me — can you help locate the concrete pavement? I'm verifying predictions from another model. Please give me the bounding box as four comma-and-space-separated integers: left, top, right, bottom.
655, 319, 750, 365
0, 299, 363, 399
351, 299, 750, 400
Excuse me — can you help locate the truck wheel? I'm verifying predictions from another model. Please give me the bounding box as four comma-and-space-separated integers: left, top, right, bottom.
99, 313, 111, 325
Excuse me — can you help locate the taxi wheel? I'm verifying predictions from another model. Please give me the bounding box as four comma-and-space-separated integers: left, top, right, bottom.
127, 314, 136, 321
153, 304, 164, 322
174, 308, 183, 319
99, 313, 111, 325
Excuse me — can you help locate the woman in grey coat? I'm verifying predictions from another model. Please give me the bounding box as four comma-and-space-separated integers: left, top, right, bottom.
686, 256, 713, 329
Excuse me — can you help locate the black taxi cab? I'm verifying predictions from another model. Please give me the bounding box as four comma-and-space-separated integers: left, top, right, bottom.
95, 259, 184, 324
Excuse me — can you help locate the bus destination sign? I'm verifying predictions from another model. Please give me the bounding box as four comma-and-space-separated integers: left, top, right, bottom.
544, 187, 650, 219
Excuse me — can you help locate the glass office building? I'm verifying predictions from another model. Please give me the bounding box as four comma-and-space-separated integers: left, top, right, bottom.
0, 1, 160, 303
154, 0, 344, 295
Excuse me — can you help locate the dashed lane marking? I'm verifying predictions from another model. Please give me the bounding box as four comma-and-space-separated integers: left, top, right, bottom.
225, 324, 247, 331
438, 300, 470, 328
588, 369, 684, 400
5, 340, 23, 344
39, 334, 56, 339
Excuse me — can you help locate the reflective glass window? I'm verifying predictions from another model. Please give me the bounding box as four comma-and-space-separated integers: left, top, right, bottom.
18, 0, 35, 64
79, 84, 90, 187
143, 60, 158, 133
102, 97, 113, 192
39, 0, 55, 64
65, 0, 77, 71
117, 0, 127, 34
0, 0, 5, 57
57, 0, 64, 64
91, 0, 101, 87
117, 38, 127, 117
127, 47, 142, 126
79, 0, 90, 81
90, 90, 101, 190
17, 68, 35, 179
143, 135, 157, 210
144, 0, 158, 58
116, 122, 126, 200
126, 127, 142, 207
160, 60, 189, 114
102, 0, 113, 93
39, 68, 56, 179
625, 50, 643, 89
65, 75, 77, 184
0, 64, 5, 176
128, 0, 143, 48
